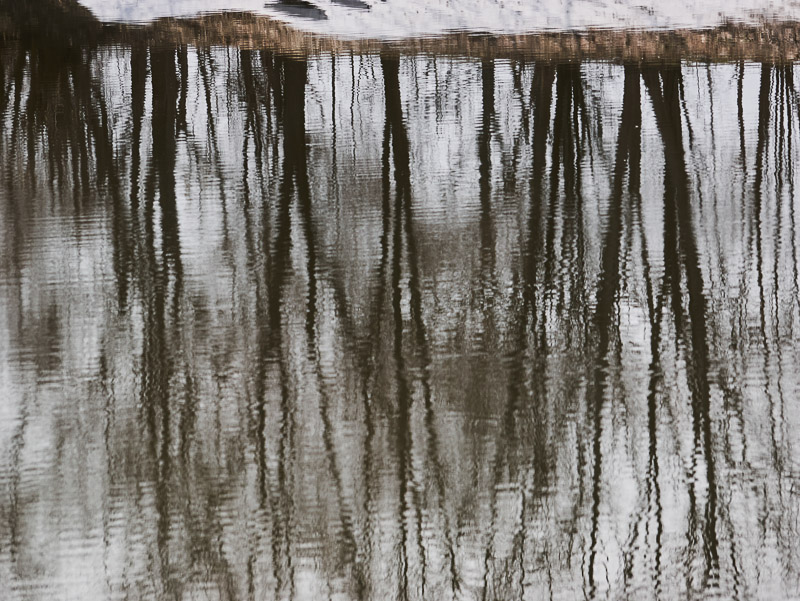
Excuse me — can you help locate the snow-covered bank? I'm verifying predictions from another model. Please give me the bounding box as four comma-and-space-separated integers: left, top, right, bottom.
76, 0, 800, 38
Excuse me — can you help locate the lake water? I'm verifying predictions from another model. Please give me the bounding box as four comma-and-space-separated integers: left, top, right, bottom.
1, 19, 800, 601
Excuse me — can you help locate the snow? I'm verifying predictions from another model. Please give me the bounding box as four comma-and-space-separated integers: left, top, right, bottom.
77, 0, 800, 39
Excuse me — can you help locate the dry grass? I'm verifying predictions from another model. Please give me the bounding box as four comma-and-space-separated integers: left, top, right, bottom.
2, 1, 800, 62
107, 12, 800, 62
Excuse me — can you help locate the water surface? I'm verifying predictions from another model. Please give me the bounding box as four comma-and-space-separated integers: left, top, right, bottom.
1, 38, 800, 601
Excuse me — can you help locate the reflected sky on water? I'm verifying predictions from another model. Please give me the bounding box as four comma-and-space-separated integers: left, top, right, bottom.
1, 35, 800, 601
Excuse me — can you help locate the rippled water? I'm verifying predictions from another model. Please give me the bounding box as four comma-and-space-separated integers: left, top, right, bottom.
1, 31, 800, 601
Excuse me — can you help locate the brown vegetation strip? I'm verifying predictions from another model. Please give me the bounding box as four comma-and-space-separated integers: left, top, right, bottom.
107, 13, 800, 62
1, 0, 800, 62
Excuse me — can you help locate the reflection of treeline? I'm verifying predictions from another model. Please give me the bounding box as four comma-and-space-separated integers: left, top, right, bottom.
2, 38, 800, 600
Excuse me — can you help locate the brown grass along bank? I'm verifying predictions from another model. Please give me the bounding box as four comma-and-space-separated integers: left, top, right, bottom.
1, 0, 800, 62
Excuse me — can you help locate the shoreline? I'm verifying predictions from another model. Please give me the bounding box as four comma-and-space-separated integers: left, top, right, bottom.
1, 2, 800, 62
115, 13, 800, 62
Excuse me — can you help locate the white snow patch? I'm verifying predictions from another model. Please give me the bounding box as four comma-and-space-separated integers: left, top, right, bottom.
77, 0, 800, 38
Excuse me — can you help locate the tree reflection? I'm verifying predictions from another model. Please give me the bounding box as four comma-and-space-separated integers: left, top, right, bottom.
2, 32, 800, 601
